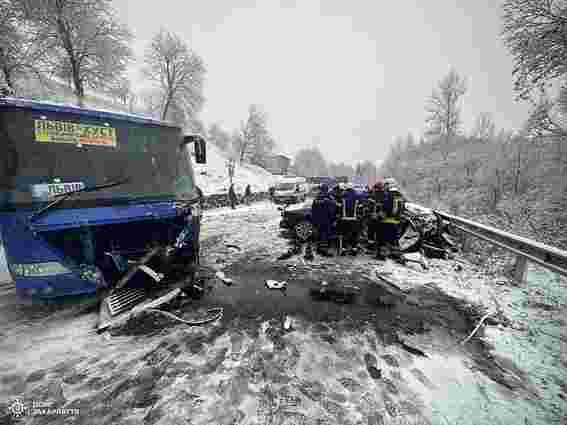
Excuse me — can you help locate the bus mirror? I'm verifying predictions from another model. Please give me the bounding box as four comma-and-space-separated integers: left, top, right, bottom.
183, 135, 207, 164
194, 138, 206, 164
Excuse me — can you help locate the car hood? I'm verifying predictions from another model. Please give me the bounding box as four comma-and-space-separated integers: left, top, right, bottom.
275, 190, 300, 196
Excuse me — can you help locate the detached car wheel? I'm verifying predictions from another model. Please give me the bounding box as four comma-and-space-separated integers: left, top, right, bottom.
294, 220, 314, 242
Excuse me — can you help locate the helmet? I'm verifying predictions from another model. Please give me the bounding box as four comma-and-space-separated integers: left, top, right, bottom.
384, 177, 397, 187
345, 182, 354, 190
373, 181, 385, 191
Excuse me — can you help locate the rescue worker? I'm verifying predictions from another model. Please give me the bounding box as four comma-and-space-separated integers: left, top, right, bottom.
381, 179, 406, 263
367, 180, 386, 252
244, 184, 252, 205
338, 183, 363, 255
330, 183, 343, 204
228, 183, 237, 209
311, 184, 337, 257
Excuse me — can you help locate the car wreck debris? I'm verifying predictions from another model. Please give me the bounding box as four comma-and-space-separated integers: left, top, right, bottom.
310, 281, 360, 304
460, 312, 493, 345
215, 271, 234, 286
145, 307, 224, 326
265, 280, 288, 290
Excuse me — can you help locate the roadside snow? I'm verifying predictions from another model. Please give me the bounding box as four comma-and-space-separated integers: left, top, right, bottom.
193, 144, 280, 196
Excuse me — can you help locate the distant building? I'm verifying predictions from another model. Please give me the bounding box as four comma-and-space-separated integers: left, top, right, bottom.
264, 154, 291, 175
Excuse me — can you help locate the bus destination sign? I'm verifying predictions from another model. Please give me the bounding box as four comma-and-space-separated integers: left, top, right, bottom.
34, 119, 117, 147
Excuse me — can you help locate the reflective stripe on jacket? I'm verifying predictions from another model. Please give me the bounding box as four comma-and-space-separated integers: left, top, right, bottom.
382, 191, 404, 224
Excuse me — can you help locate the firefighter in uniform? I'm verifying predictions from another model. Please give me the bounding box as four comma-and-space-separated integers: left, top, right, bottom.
380, 178, 406, 262
367, 181, 386, 252
338, 183, 363, 255
311, 184, 337, 257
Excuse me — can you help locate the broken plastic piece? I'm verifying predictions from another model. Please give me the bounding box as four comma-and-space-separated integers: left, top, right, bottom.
215, 271, 234, 285
265, 279, 287, 290
283, 315, 292, 330
139, 265, 164, 282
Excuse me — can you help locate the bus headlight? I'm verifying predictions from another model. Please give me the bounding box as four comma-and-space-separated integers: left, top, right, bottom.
11, 262, 72, 277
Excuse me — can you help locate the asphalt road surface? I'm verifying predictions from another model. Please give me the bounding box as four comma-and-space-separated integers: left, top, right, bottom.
0, 201, 564, 425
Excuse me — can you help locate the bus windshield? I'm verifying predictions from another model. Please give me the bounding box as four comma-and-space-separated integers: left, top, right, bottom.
0, 106, 197, 209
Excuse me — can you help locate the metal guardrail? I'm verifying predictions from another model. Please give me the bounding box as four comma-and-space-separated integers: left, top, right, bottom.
434, 210, 567, 281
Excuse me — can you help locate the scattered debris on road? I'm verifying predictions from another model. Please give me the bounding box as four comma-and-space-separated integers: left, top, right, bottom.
215, 271, 234, 286
283, 315, 293, 331
225, 243, 242, 251
145, 307, 224, 326
265, 279, 288, 290
309, 280, 360, 304
403, 252, 429, 270
460, 311, 493, 345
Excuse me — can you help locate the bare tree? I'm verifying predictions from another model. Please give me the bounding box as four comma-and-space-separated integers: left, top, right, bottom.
502, 0, 567, 143
502, 0, 567, 100
142, 28, 205, 125
472, 112, 496, 140
108, 78, 132, 106
524, 88, 567, 139
208, 123, 231, 152
293, 147, 328, 177
226, 158, 236, 186
16, 0, 133, 106
238, 105, 276, 165
425, 69, 467, 160
0, 0, 50, 94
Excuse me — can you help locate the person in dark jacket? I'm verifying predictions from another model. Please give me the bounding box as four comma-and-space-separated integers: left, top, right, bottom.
228, 183, 237, 209
380, 181, 406, 262
244, 184, 252, 205
311, 184, 337, 257
268, 186, 275, 202
337, 184, 363, 255
330, 184, 343, 204
367, 181, 386, 251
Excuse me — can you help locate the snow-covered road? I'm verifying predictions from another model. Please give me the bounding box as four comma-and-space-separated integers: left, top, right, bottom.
0, 200, 565, 425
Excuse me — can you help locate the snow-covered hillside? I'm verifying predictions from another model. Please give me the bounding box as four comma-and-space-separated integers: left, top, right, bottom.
193, 143, 281, 196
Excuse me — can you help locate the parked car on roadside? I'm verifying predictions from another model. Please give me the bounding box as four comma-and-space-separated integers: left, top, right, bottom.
272, 177, 308, 204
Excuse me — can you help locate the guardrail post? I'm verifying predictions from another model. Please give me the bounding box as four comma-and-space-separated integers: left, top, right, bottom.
513, 255, 528, 284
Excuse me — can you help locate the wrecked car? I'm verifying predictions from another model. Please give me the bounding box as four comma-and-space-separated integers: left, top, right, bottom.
0, 97, 207, 312
278, 195, 456, 256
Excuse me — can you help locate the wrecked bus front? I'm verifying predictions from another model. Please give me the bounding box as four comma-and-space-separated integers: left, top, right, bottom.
0, 97, 204, 301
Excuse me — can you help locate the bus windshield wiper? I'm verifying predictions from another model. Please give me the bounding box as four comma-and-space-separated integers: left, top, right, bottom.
29, 177, 131, 222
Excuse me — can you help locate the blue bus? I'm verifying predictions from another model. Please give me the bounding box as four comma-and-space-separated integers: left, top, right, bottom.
0, 97, 206, 303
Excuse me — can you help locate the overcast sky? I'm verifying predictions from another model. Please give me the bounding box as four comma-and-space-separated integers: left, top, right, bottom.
113, 0, 530, 165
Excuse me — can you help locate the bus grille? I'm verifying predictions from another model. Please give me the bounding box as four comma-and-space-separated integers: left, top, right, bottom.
107, 287, 146, 316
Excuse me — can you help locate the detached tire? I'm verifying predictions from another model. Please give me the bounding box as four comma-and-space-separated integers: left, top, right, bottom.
295, 220, 314, 242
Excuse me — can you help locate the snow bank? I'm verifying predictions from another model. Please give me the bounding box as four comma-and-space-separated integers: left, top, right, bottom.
193, 143, 280, 196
